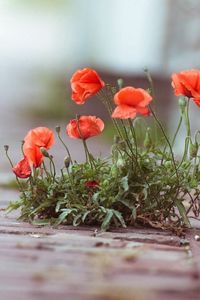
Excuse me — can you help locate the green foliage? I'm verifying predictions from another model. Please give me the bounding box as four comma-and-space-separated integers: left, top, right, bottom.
7, 138, 200, 232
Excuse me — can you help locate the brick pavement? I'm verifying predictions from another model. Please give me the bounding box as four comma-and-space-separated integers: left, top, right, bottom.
0, 188, 200, 300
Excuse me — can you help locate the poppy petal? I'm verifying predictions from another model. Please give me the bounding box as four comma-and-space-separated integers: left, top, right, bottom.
12, 157, 31, 179
112, 105, 137, 119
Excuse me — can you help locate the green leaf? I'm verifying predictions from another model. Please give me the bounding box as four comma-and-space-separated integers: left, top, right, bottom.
92, 192, 100, 204
55, 199, 65, 213
56, 208, 77, 225
73, 213, 83, 226
119, 198, 135, 210
82, 210, 91, 222
120, 175, 129, 192
131, 207, 137, 220
101, 209, 113, 231
113, 210, 126, 228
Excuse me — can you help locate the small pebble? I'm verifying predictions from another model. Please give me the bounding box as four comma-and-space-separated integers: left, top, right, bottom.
29, 234, 41, 238
194, 235, 200, 241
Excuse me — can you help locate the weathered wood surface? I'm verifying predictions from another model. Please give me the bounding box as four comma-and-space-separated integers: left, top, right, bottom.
0, 189, 200, 300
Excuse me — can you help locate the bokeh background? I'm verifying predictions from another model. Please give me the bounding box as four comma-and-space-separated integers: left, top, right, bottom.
1, 0, 200, 181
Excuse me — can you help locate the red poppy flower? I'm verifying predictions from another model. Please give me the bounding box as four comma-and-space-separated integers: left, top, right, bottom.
70, 68, 105, 104
66, 116, 104, 140
23, 127, 54, 168
12, 156, 31, 179
23, 143, 44, 168
172, 69, 200, 107
112, 87, 152, 119
85, 180, 99, 188
24, 127, 54, 149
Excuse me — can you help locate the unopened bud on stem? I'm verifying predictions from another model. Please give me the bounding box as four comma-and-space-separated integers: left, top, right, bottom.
4, 145, 9, 152
55, 126, 61, 134
40, 147, 49, 157
64, 157, 71, 168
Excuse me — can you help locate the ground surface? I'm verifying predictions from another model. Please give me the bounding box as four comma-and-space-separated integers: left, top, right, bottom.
0, 189, 200, 300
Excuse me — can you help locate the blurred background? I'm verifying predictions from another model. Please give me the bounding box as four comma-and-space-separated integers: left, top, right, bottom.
1, 0, 200, 180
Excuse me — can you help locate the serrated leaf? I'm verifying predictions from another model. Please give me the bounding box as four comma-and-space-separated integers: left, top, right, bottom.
56, 208, 77, 225
101, 209, 113, 231
73, 213, 83, 226
113, 210, 126, 228
82, 210, 91, 222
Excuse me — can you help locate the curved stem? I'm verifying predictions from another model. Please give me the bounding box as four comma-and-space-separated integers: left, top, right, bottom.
97, 90, 125, 141
183, 100, 191, 159
49, 156, 56, 180
150, 106, 179, 184
171, 114, 183, 148
144, 68, 158, 143
128, 118, 138, 160
5, 149, 27, 198
57, 132, 72, 163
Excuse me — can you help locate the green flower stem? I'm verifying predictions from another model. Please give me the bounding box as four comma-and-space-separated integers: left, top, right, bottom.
76, 116, 95, 168
161, 99, 185, 165
117, 119, 160, 207
128, 118, 138, 160
42, 162, 50, 179
144, 68, 158, 143
183, 99, 191, 160
177, 137, 191, 169
185, 99, 191, 137
60, 167, 65, 180
192, 131, 200, 175
82, 139, 89, 163
161, 114, 183, 165
5, 150, 26, 194
171, 114, 183, 148
119, 120, 137, 168
56, 131, 72, 163
97, 90, 125, 142
97, 89, 136, 163
150, 106, 180, 184
49, 156, 56, 180
32, 166, 37, 182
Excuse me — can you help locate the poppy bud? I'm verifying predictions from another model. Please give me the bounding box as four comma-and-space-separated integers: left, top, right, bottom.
55, 126, 61, 134
189, 142, 198, 158
40, 147, 49, 157
64, 157, 71, 168
178, 97, 187, 114
4, 145, 9, 152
